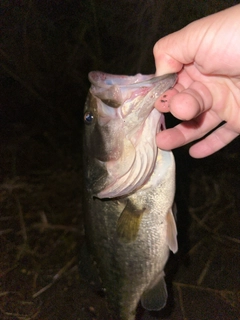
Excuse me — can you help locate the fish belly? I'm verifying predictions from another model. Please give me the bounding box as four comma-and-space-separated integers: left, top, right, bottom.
84, 151, 175, 320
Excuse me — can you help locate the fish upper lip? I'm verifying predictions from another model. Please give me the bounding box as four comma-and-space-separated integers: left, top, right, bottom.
126, 73, 178, 88
89, 71, 177, 89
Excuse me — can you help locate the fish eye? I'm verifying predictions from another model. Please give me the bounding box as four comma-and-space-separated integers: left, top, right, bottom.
84, 112, 94, 125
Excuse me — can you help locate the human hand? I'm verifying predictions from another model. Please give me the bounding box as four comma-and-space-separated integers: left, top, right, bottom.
153, 5, 240, 158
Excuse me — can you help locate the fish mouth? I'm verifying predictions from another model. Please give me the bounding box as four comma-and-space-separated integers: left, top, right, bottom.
88, 72, 177, 199
89, 72, 177, 108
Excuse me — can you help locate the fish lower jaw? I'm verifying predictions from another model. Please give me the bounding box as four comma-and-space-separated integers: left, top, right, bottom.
96, 163, 155, 199
96, 130, 160, 199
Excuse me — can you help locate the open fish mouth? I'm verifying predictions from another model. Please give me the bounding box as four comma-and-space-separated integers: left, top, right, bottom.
86, 71, 177, 198
89, 71, 176, 108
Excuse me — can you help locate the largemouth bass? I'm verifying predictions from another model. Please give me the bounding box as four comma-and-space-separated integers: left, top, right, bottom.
83, 71, 178, 320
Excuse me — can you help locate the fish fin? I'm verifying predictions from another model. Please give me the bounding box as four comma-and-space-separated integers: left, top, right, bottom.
166, 208, 178, 253
116, 200, 145, 242
141, 272, 167, 311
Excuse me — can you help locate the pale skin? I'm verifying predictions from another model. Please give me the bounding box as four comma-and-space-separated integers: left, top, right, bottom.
154, 4, 240, 158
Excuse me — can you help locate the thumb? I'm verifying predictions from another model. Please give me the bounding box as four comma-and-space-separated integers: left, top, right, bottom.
153, 16, 209, 76
153, 32, 184, 76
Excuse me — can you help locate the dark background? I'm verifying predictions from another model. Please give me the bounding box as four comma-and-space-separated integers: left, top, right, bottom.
0, 1, 239, 319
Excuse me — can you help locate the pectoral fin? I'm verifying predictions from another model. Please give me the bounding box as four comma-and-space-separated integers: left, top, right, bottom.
141, 272, 167, 311
116, 200, 145, 242
166, 208, 178, 253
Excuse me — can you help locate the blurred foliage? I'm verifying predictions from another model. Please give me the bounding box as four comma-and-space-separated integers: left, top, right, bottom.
0, 0, 237, 135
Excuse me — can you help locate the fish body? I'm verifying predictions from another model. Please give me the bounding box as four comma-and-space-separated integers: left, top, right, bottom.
83, 71, 178, 320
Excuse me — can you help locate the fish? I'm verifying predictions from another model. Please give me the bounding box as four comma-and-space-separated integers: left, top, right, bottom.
82, 71, 178, 320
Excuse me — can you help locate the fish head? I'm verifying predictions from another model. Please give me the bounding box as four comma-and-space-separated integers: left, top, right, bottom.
83, 71, 177, 197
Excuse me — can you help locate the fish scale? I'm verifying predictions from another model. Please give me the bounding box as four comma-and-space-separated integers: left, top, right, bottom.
83, 71, 178, 320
